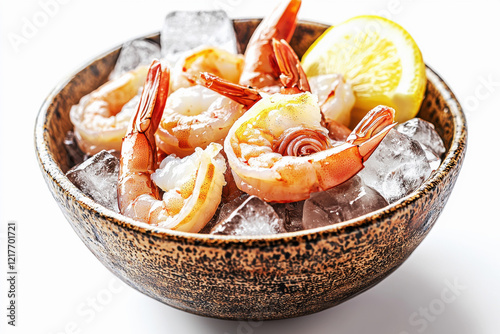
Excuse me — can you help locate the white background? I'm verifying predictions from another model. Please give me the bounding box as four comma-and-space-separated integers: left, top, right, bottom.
1, 0, 499, 333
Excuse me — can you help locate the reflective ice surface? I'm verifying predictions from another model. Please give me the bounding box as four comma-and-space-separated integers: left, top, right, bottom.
109, 39, 160, 80
161, 10, 237, 64
359, 130, 432, 203
303, 176, 388, 229
211, 196, 286, 236
66, 150, 120, 211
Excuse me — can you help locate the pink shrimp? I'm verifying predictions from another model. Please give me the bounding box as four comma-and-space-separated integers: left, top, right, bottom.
224, 93, 396, 202
118, 60, 226, 232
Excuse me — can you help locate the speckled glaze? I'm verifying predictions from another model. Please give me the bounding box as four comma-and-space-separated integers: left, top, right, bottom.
35, 20, 467, 320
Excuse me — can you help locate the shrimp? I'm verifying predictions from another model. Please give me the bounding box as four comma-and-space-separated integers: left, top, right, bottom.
69, 65, 149, 155
171, 46, 244, 92
118, 60, 226, 232
200, 38, 353, 141
224, 92, 396, 202
155, 85, 250, 158
239, 0, 301, 90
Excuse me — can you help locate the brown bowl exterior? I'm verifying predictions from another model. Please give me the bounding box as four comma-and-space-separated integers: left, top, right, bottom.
35, 20, 467, 320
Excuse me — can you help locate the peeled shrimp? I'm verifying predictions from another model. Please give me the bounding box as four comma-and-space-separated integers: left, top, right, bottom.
69, 65, 148, 155
118, 60, 226, 232
171, 46, 244, 92
155, 85, 248, 158
224, 92, 396, 202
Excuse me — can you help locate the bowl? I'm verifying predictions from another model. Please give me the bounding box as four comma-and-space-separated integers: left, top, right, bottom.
35, 19, 467, 320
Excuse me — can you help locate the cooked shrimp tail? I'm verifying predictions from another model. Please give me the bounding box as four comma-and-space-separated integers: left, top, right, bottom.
129, 61, 169, 135
199, 72, 262, 108
118, 60, 170, 212
272, 38, 311, 94
266, 0, 301, 42
346, 105, 397, 160
239, 0, 301, 89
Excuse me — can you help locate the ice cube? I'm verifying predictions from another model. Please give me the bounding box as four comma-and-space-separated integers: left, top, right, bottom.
161, 10, 238, 64
216, 193, 250, 224
109, 39, 161, 80
358, 130, 432, 203
396, 118, 446, 157
302, 176, 388, 230
272, 201, 305, 232
66, 150, 120, 212
422, 147, 442, 172
211, 196, 286, 236
396, 118, 445, 171
200, 185, 248, 234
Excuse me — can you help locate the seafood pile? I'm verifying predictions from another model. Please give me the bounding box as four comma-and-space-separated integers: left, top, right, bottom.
66, 0, 445, 236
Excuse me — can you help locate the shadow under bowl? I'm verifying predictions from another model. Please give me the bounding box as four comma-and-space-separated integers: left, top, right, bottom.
34, 19, 467, 320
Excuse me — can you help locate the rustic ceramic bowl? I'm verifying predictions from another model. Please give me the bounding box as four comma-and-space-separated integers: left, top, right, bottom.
35, 19, 467, 320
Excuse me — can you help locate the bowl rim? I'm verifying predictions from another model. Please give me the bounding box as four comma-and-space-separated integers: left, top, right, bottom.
34, 19, 467, 245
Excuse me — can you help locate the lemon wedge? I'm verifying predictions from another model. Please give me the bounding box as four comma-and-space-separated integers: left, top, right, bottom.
301, 15, 426, 125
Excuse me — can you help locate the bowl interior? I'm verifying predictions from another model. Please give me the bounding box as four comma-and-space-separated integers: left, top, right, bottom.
38, 19, 464, 229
